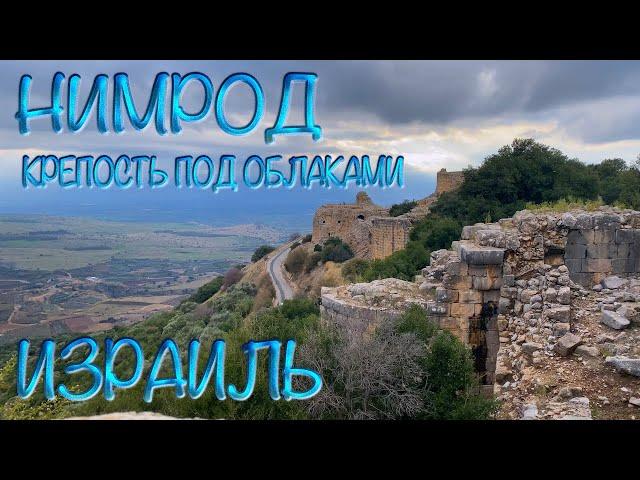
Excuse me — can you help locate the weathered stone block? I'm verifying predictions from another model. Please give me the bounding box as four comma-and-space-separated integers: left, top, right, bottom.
617, 244, 632, 259
503, 274, 515, 287
443, 275, 472, 290
449, 302, 461, 317
574, 215, 594, 230
564, 244, 586, 259
451, 302, 476, 318
468, 265, 488, 277
557, 286, 571, 305
601, 275, 628, 289
442, 274, 460, 288
546, 306, 571, 323
476, 229, 507, 248
427, 302, 449, 316
586, 244, 615, 258
601, 310, 630, 330
564, 258, 583, 273
594, 229, 615, 244
616, 229, 637, 244
436, 287, 458, 303
483, 290, 501, 304
554, 333, 582, 356
544, 287, 557, 303
582, 258, 612, 273
438, 317, 460, 330
593, 213, 621, 230
520, 289, 538, 303
575, 345, 599, 357
458, 290, 483, 304
458, 242, 505, 265
522, 342, 543, 355
501, 286, 518, 299
605, 356, 640, 377
461, 223, 499, 241
568, 272, 595, 288
472, 275, 502, 290
553, 322, 571, 336
498, 297, 512, 314
445, 261, 462, 276
567, 229, 594, 245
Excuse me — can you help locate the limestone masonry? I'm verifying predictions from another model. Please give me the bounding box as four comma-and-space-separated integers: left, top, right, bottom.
321, 206, 640, 415
312, 169, 463, 259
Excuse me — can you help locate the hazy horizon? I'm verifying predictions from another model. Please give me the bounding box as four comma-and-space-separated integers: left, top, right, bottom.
3, 60, 640, 227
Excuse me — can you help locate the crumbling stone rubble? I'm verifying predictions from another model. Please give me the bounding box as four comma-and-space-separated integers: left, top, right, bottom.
419, 206, 640, 419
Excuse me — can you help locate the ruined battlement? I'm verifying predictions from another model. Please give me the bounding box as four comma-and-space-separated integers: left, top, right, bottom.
312, 169, 464, 259
312, 192, 389, 258
320, 279, 432, 336
436, 168, 465, 195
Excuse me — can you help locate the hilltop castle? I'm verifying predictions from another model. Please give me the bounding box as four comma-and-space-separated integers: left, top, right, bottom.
312, 168, 465, 259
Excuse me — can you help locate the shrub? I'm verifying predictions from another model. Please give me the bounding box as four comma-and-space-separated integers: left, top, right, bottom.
313, 244, 322, 252
290, 241, 301, 250
301, 234, 312, 243
284, 247, 308, 275
341, 258, 370, 283
421, 331, 498, 420
362, 241, 429, 282
410, 215, 462, 251
524, 196, 605, 213
251, 245, 275, 262
223, 267, 243, 289
304, 252, 321, 273
320, 237, 354, 263
188, 276, 224, 303
396, 305, 497, 420
389, 200, 417, 217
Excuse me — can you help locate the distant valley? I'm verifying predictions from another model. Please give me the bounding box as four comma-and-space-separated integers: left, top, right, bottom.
0, 214, 290, 345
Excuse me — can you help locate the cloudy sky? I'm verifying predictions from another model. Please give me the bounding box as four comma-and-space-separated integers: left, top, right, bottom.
1, 60, 639, 225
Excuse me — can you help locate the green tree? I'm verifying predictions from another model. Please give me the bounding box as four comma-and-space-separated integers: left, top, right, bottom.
389, 200, 417, 217
320, 237, 354, 263
285, 247, 308, 275
187, 276, 224, 303
341, 258, 370, 282
251, 245, 275, 262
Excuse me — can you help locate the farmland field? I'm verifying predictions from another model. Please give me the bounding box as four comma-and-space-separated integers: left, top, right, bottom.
0, 214, 286, 344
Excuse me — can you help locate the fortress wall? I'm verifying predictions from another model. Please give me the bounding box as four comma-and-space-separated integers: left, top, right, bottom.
563, 218, 640, 286
369, 217, 412, 260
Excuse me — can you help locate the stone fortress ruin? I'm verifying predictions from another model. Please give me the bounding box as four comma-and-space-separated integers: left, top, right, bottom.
321, 207, 640, 401
312, 168, 463, 259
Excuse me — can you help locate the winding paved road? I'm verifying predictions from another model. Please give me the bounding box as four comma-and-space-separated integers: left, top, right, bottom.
267, 241, 298, 305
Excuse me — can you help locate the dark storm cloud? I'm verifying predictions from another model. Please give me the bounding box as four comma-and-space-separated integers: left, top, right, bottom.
313, 61, 640, 133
